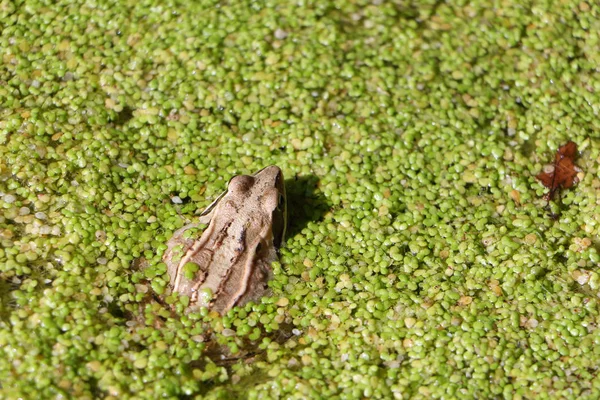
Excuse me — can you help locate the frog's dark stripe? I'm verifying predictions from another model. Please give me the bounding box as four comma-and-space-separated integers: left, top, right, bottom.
210, 226, 249, 310
214, 220, 232, 248
227, 231, 269, 310
236, 228, 247, 252
229, 228, 247, 264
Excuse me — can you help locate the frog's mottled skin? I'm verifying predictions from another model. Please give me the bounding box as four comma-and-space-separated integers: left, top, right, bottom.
162, 166, 286, 314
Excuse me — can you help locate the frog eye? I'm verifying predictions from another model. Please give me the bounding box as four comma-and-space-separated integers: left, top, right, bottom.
229, 175, 254, 193
276, 193, 285, 211
263, 190, 279, 212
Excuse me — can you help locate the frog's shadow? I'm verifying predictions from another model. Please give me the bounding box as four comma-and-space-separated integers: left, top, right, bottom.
283, 174, 330, 239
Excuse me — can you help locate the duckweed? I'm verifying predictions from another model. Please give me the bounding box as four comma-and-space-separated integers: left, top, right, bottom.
1, 0, 600, 398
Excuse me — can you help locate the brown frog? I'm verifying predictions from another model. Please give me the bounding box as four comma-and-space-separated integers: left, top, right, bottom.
162, 166, 287, 314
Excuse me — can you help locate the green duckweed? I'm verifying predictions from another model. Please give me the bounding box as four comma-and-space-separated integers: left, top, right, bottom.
1, 0, 600, 399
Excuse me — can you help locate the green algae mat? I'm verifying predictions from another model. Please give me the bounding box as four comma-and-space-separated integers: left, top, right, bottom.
1, 0, 600, 398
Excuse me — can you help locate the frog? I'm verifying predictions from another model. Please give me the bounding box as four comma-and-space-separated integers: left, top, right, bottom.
162, 165, 287, 315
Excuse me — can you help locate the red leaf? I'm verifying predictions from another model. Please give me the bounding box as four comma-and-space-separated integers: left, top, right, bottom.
536, 141, 579, 201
